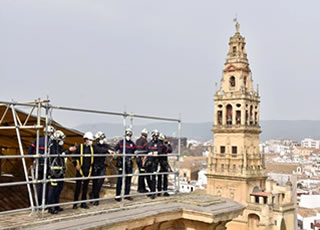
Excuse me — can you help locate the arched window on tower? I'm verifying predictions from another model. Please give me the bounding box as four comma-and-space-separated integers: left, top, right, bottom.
248, 214, 260, 230
250, 105, 253, 125
217, 111, 222, 125
229, 76, 236, 87
232, 46, 236, 56
226, 104, 233, 125
255, 112, 258, 125
236, 111, 241, 125
243, 76, 247, 89
246, 110, 249, 125
252, 186, 261, 193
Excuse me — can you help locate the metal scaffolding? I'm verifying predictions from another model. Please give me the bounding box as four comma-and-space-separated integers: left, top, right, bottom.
0, 99, 182, 215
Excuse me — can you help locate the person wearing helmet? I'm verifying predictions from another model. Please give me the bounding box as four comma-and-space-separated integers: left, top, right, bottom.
135, 128, 149, 193
114, 128, 136, 201
157, 134, 172, 197
145, 129, 164, 199
47, 130, 66, 214
91, 131, 113, 206
68, 131, 95, 209
27, 125, 56, 206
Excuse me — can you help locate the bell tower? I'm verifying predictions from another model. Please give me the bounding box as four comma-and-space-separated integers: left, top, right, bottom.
207, 21, 295, 230
207, 20, 266, 204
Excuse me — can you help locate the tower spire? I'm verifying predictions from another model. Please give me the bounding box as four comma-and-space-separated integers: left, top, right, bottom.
233, 17, 240, 33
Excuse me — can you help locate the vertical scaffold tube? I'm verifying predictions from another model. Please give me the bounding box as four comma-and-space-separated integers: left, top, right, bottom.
41, 102, 49, 213
121, 115, 127, 200
34, 100, 41, 209
11, 105, 35, 212
177, 119, 181, 194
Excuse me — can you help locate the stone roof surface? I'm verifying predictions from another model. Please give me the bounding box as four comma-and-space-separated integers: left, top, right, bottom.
0, 193, 244, 230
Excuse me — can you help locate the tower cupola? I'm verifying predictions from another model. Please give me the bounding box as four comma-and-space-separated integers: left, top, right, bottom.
226, 21, 248, 64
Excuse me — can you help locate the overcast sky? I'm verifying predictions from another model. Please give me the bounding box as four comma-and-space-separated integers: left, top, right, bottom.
1, 0, 319, 127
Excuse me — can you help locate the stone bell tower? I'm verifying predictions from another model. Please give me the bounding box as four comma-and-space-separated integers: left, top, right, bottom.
207, 20, 266, 207
207, 21, 295, 230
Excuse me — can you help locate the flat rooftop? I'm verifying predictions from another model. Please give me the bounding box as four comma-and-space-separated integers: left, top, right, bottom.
0, 193, 243, 230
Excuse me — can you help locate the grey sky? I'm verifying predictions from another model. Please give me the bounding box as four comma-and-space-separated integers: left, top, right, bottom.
1, 0, 319, 127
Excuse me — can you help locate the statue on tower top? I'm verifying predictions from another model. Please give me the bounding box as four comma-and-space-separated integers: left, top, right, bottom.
233, 17, 240, 33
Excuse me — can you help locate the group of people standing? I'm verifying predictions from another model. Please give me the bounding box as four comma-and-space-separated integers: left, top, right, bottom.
114, 128, 172, 201
28, 126, 172, 215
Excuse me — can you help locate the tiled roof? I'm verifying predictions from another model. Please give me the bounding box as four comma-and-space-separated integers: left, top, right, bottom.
179, 157, 207, 170
265, 163, 300, 174
297, 207, 317, 218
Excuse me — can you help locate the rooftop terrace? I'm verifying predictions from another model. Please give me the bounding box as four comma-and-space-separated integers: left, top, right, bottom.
0, 193, 243, 230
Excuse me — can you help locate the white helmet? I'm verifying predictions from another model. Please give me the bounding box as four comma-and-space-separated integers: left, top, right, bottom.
125, 128, 133, 137
159, 133, 165, 142
83, 131, 94, 140
44, 125, 55, 135
95, 131, 106, 140
141, 128, 148, 137
53, 130, 66, 141
151, 129, 160, 137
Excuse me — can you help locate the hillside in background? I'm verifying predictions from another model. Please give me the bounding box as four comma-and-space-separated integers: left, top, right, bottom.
75, 120, 320, 142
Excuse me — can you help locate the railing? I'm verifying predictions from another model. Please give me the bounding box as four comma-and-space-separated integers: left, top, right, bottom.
0, 99, 182, 215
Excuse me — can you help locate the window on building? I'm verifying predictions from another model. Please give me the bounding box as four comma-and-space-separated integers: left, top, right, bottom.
232, 46, 236, 56
217, 111, 222, 125
232, 146, 237, 154
250, 105, 253, 125
243, 76, 247, 89
233, 164, 236, 172
226, 104, 233, 125
255, 112, 258, 125
236, 111, 241, 125
221, 164, 224, 172
229, 76, 236, 87
220, 146, 225, 154
248, 214, 260, 230
246, 110, 249, 125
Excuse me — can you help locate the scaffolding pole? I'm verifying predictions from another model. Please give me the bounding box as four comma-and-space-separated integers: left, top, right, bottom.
121, 115, 127, 201
41, 101, 50, 213
11, 105, 35, 212
34, 100, 41, 208
177, 119, 181, 194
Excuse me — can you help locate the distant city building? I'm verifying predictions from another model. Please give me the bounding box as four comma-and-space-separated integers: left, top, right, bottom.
179, 156, 206, 183
293, 146, 316, 158
260, 139, 298, 156
167, 136, 187, 151
297, 207, 320, 230
301, 138, 320, 149
197, 169, 207, 189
